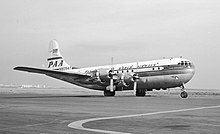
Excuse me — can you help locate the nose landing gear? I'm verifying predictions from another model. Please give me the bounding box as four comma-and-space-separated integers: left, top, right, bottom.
180, 91, 188, 98
180, 84, 188, 98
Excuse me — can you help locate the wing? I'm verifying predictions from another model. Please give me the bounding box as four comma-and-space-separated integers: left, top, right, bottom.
14, 66, 91, 80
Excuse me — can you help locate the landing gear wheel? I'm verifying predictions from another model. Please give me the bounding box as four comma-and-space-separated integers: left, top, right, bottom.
104, 90, 115, 97
180, 91, 188, 98
136, 89, 146, 97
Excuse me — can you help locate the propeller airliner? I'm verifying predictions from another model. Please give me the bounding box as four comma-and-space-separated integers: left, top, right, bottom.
14, 40, 195, 98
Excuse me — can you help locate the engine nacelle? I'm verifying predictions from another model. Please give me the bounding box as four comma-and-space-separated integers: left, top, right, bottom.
96, 68, 118, 82
123, 72, 136, 84
98, 68, 110, 81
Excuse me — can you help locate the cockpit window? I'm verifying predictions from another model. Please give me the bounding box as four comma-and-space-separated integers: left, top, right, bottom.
178, 61, 191, 66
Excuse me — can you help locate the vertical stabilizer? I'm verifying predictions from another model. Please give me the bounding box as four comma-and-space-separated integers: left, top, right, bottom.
47, 40, 71, 71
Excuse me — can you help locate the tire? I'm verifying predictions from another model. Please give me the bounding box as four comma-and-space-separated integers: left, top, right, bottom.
136, 89, 146, 97
104, 90, 115, 96
180, 91, 188, 98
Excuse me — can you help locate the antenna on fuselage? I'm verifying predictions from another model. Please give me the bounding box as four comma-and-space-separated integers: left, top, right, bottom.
111, 57, 114, 70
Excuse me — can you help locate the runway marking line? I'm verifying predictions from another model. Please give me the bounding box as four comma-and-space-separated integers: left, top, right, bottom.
68, 105, 220, 134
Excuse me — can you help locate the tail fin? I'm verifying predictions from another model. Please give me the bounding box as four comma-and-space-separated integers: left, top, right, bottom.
47, 40, 71, 71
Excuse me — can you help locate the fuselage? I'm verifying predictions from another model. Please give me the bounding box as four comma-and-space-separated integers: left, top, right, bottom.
65, 58, 195, 91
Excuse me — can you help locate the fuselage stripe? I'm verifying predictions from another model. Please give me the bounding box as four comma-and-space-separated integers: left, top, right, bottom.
47, 57, 63, 61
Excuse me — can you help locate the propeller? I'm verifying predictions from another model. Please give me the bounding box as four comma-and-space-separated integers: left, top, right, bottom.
133, 62, 139, 95
117, 73, 129, 88
94, 70, 103, 83
108, 70, 114, 92
132, 73, 139, 94
109, 57, 115, 92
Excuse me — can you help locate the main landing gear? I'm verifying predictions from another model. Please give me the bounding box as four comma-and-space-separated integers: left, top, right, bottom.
180, 84, 188, 98
104, 90, 115, 97
136, 89, 146, 97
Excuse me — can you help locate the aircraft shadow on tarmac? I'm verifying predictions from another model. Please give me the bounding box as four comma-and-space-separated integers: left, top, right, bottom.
0, 94, 158, 99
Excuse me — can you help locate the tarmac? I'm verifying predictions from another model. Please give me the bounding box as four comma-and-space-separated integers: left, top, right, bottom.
0, 88, 220, 134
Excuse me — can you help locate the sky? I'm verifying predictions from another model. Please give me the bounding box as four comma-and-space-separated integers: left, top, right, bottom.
0, 0, 220, 89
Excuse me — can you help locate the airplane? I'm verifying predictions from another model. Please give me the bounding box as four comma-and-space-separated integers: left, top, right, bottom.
14, 40, 195, 98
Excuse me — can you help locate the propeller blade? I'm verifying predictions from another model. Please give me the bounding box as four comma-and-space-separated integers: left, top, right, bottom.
133, 80, 137, 95
110, 78, 114, 92
132, 73, 139, 95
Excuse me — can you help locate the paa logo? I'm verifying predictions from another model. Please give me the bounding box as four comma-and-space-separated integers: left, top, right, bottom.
48, 60, 63, 68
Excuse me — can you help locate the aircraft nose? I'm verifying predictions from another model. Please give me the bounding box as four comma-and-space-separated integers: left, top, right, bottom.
187, 62, 195, 80
190, 63, 195, 74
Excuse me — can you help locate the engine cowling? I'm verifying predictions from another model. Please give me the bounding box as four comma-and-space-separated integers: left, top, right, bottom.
98, 68, 111, 82
123, 72, 137, 84
115, 72, 139, 88
93, 68, 118, 83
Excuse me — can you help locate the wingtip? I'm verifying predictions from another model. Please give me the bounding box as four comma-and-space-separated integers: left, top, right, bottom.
13, 66, 19, 70
13, 66, 25, 71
